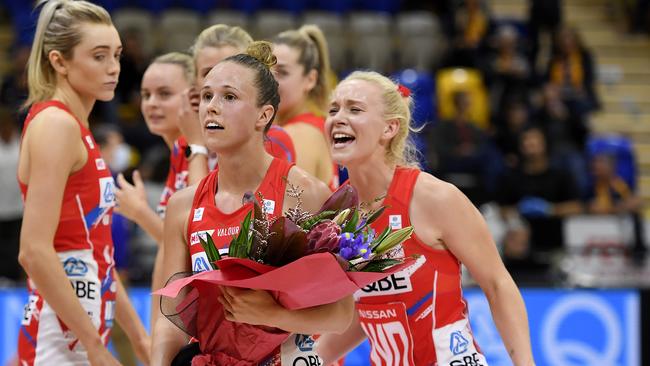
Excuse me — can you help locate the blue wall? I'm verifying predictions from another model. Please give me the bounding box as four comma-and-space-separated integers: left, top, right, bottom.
0, 288, 640, 366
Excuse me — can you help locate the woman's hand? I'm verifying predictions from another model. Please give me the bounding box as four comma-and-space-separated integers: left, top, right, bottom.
114, 170, 148, 221
218, 287, 282, 327
178, 87, 203, 145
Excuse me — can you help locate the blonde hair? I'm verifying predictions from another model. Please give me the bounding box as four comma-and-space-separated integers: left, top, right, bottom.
25, 0, 112, 108
153, 52, 196, 85
343, 71, 420, 167
191, 24, 253, 61
273, 25, 333, 111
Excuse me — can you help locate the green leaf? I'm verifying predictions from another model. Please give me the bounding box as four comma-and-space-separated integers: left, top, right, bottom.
374, 227, 414, 254
355, 206, 386, 233
360, 258, 403, 272
198, 234, 220, 270
300, 210, 337, 230
229, 211, 252, 258
342, 208, 359, 233
370, 226, 391, 252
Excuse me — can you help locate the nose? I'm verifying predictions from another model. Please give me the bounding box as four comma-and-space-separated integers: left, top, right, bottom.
108, 56, 120, 76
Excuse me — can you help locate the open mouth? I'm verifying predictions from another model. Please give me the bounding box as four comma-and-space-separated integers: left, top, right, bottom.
332, 133, 355, 148
206, 121, 224, 130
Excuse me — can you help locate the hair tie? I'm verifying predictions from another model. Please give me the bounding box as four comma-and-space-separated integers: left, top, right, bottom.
397, 84, 411, 98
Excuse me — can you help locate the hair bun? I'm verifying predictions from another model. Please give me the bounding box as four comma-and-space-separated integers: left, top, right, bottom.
245, 41, 277, 69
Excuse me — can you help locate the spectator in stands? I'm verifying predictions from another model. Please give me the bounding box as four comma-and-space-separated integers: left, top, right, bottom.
427, 90, 494, 205
272, 25, 338, 189
534, 83, 589, 196
0, 44, 30, 123
487, 25, 530, 116
497, 126, 582, 276
546, 26, 600, 114
586, 153, 647, 260
446, 0, 491, 68
116, 27, 149, 107
0, 107, 23, 283
494, 100, 530, 168
528, 0, 562, 75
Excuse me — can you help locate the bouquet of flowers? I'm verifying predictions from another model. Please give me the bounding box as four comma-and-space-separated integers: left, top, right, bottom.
156, 184, 416, 365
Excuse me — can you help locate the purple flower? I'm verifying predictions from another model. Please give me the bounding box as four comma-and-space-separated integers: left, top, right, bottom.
338, 231, 372, 260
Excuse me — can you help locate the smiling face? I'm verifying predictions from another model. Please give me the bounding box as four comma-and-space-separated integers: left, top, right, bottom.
58, 23, 122, 102
325, 79, 393, 167
140, 62, 190, 139
198, 61, 268, 153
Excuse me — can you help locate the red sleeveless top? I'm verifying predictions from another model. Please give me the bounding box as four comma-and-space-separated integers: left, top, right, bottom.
19, 101, 115, 254
284, 113, 338, 191
186, 158, 293, 272
158, 136, 189, 217
355, 167, 485, 366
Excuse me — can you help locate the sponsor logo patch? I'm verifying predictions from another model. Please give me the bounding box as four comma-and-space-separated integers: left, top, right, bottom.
389, 215, 402, 229
193, 207, 205, 222
63, 257, 88, 277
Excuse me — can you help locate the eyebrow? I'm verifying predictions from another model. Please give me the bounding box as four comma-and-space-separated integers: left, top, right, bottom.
91, 45, 123, 51
200, 84, 240, 92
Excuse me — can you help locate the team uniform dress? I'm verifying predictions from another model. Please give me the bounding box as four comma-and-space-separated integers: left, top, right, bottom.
157, 136, 190, 218
18, 101, 118, 365
187, 158, 321, 365
355, 167, 487, 366
157, 126, 295, 218
284, 113, 339, 191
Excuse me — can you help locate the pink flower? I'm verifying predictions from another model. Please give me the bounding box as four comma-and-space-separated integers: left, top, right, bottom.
306, 220, 341, 253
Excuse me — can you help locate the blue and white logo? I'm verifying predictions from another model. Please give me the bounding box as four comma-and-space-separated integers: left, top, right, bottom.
450, 330, 469, 356
294, 334, 315, 352
63, 257, 88, 277
191, 252, 211, 273
98, 177, 116, 208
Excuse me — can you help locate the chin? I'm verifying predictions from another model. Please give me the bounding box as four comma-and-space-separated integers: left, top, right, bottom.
96, 91, 115, 102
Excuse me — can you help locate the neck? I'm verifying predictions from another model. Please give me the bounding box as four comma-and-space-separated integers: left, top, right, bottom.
51, 83, 95, 127
346, 154, 396, 207
216, 136, 273, 194
523, 155, 548, 174
162, 130, 182, 150
278, 102, 311, 125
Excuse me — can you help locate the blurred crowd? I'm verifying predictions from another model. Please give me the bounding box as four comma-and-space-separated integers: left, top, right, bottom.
1, 0, 649, 286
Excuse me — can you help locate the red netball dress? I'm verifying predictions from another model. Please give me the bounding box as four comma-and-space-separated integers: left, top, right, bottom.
356, 167, 487, 366
186, 158, 327, 364
158, 126, 295, 218
18, 101, 117, 365
284, 113, 339, 191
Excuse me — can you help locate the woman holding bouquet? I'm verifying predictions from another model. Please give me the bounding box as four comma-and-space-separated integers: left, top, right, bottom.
317, 72, 535, 366
151, 42, 353, 365
16, 1, 149, 364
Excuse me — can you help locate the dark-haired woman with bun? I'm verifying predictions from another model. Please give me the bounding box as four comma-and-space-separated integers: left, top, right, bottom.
151, 42, 353, 365
17, 1, 149, 364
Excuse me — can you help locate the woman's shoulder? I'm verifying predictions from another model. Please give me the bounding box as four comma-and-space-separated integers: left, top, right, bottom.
412, 172, 468, 211
286, 165, 330, 211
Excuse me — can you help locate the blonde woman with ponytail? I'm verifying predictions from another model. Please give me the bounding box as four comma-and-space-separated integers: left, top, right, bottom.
17, 1, 149, 364
316, 72, 535, 366
152, 41, 351, 365
272, 25, 338, 190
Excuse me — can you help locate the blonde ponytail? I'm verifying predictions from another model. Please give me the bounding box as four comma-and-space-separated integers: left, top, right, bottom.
273, 24, 333, 111
25, 0, 112, 108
